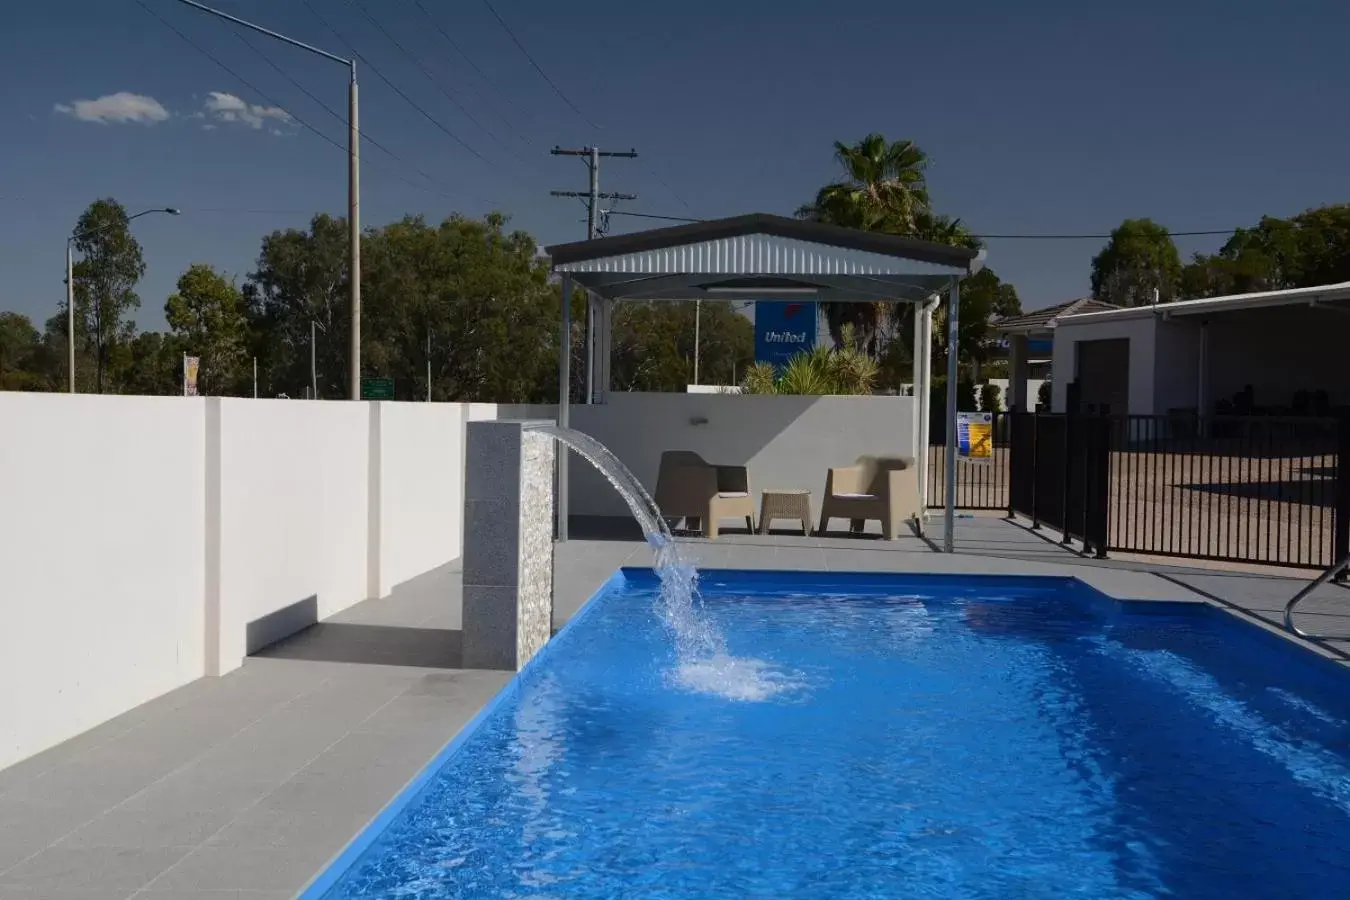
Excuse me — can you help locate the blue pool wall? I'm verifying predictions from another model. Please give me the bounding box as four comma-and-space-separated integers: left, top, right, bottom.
298, 566, 1350, 898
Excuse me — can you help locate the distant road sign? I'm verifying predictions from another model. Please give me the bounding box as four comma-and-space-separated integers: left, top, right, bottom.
360, 377, 395, 400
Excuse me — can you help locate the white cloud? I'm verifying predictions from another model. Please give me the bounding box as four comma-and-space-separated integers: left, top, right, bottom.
53, 92, 170, 125
203, 91, 292, 131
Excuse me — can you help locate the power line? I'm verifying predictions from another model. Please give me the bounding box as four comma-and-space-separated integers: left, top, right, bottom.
134, 0, 445, 200
480, 0, 599, 130
226, 26, 463, 199
411, 0, 537, 146
347, 0, 521, 161
608, 210, 700, 223
640, 163, 693, 211
978, 229, 1239, 240
301, 0, 497, 170
606, 211, 1246, 240
477, 0, 690, 208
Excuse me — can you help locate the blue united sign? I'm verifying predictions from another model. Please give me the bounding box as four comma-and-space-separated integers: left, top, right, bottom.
754, 300, 818, 367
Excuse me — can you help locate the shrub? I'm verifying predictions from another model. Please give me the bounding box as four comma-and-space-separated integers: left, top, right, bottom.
741, 325, 879, 395
979, 383, 1002, 412
929, 378, 979, 414
742, 362, 778, 395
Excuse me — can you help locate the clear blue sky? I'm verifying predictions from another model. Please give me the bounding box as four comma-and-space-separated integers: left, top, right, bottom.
3, 0, 1348, 331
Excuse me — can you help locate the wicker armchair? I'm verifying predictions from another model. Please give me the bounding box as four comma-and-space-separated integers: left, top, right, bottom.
653, 450, 755, 539
818, 455, 920, 540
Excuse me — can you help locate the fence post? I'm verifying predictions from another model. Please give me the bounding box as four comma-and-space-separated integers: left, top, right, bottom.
1091, 411, 1110, 558
1005, 411, 1015, 520
1030, 413, 1041, 530
1061, 411, 1075, 546
1336, 415, 1350, 581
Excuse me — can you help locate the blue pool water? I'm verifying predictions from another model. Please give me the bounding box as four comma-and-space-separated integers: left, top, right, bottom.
311, 571, 1350, 899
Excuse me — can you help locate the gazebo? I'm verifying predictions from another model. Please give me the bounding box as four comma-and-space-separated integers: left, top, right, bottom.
545, 213, 985, 550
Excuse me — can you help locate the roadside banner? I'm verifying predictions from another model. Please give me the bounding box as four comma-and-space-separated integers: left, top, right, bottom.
957, 411, 993, 464
184, 356, 200, 397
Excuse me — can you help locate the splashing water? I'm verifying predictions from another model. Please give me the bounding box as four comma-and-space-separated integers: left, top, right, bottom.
524, 425, 798, 701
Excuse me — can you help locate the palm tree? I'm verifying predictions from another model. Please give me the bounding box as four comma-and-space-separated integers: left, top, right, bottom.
797, 134, 935, 354
798, 134, 931, 233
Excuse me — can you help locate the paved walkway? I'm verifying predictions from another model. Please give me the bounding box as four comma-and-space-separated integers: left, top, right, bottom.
1, 517, 1346, 898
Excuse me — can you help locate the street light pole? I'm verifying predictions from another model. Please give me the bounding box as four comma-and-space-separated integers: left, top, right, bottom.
348, 63, 361, 401
66, 243, 74, 393
66, 206, 179, 393
310, 319, 328, 400
172, 0, 361, 399
311, 320, 318, 400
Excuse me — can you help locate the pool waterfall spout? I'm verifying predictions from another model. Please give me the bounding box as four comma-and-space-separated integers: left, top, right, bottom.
523, 424, 726, 661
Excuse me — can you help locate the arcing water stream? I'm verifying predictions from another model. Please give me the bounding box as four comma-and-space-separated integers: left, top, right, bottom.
525, 425, 795, 701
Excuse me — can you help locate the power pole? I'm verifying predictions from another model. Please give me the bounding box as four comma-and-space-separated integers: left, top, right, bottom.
551, 146, 638, 405
549, 146, 638, 239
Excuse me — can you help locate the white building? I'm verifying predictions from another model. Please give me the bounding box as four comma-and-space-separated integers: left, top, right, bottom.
1006, 283, 1350, 417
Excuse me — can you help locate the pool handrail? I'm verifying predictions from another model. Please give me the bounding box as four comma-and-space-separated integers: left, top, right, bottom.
1283, 551, 1350, 638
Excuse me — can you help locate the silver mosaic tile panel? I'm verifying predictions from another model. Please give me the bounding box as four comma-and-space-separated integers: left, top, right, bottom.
515, 430, 555, 668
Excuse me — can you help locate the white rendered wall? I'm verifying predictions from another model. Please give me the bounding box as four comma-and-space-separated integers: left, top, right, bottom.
1051, 317, 1159, 414
374, 402, 469, 596
0, 395, 499, 769
0, 394, 207, 770
210, 398, 370, 674
564, 393, 918, 523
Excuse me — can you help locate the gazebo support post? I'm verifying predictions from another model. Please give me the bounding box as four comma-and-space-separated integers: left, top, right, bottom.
585, 294, 601, 404
916, 295, 937, 516
599, 298, 613, 404
912, 299, 927, 527
943, 278, 961, 552
557, 273, 572, 542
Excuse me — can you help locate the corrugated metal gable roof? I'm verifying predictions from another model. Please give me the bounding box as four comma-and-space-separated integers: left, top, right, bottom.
547, 212, 982, 273
554, 233, 963, 276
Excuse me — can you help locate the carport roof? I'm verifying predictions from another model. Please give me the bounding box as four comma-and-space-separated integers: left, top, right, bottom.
1055, 281, 1350, 324
546, 213, 985, 304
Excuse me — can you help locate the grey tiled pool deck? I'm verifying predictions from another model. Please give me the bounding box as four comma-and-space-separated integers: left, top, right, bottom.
1, 515, 1347, 899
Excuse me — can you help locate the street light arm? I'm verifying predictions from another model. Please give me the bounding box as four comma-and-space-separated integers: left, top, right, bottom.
173, 0, 351, 67
69, 207, 180, 244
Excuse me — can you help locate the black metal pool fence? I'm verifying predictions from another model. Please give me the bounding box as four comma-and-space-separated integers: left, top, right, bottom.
930, 411, 1349, 570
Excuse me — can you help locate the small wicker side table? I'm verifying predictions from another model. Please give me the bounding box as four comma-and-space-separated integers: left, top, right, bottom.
758, 489, 812, 536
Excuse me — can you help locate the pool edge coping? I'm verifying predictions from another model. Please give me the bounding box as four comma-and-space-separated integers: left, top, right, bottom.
295, 567, 629, 899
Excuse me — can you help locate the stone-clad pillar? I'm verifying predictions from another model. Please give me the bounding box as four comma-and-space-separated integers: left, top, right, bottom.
462, 420, 556, 670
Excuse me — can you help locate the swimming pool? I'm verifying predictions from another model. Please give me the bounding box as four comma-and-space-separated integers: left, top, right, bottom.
304, 570, 1350, 898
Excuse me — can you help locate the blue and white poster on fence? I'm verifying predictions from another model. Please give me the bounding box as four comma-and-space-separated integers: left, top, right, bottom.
957, 411, 993, 464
